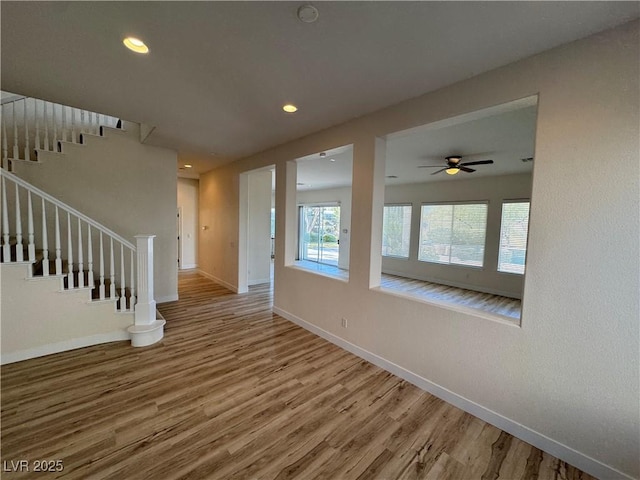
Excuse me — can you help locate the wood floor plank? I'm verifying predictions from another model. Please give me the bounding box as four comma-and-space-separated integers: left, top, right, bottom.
380, 273, 522, 320
0, 271, 595, 479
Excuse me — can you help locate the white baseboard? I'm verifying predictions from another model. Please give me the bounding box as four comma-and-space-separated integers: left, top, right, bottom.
180, 264, 198, 270
381, 268, 522, 299
156, 294, 179, 303
1, 330, 130, 365
197, 269, 238, 293
272, 306, 634, 480
248, 277, 271, 286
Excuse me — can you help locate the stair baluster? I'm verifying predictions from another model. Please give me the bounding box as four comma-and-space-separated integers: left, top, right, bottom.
44, 100, 50, 151
54, 206, 62, 274
1, 176, 10, 261
41, 198, 49, 276
130, 250, 136, 310
88, 111, 93, 135
35, 100, 41, 152
12, 102, 19, 159
67, 212, 74, 288
23, 100, 30, 161
15, 185, 23, 262
52, 103, 57, 152
71, 108, 76, 143
80, 110, 85, 135
62, 105, 68, 143
99, 232, 105, 300
27, 191, 35, 264
109, 238, 115, 299
120, 243, 126, 311
77, 219, 84, 288
87, 224, 94, 288
2, 109, 8, 170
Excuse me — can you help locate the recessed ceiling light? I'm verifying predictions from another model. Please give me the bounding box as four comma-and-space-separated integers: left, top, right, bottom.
319, 152, 326, 158
184, 164, 192, 168
123, 37, 149, 54
283, 104, 298, 113
330, 158, 336, 162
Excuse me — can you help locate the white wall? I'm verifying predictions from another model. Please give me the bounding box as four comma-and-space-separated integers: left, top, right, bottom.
12, 125, 178, 302
1, 263, 131, 363
383, 173, 532, 298
198, 21, 639, 479
296, 187, 352, 270
177, 177, 199, 269
247, 170, 272, 285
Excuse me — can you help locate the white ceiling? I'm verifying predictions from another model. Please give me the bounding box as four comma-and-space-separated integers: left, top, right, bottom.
2, 2, 638, 175
296, 98, 537, 191
385, 99, 537, 185
297, 144, 354, 191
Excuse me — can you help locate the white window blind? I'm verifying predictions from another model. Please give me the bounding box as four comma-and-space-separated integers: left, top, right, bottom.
382, 205, 412, 258
418, 203, 488, 267
498, 201, 530, 274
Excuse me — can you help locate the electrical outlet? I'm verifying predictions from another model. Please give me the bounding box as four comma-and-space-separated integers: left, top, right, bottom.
341, 318, 348, 328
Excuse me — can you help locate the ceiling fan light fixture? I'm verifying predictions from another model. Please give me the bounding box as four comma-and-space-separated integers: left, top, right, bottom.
445, 167, 460, 175
123, 36, 149, 54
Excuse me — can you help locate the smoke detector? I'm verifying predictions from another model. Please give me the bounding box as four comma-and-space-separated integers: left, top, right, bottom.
297, 4, 319, 23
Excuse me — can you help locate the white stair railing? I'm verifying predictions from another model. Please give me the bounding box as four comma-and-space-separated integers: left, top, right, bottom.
0, 92, 120, 170
0, 169, 144, 313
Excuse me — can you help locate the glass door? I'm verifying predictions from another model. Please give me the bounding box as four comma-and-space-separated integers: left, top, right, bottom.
299, 205, 340, 266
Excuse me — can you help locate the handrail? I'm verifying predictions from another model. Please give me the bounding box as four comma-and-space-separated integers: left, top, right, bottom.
0, 169, 135, 251
1, 94, 26, 105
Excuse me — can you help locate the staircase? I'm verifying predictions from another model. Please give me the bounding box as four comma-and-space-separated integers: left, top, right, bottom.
0, 93, 165, 364
1, 93, 120, 170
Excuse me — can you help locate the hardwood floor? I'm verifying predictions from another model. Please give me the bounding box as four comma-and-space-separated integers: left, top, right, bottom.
379, 274, 521, 320
1, 271, 591, 479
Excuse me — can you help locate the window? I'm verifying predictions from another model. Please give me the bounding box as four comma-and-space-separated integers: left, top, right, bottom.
418, 203, 488, 267
498, 201, 530, 274
382, 205, 412, 258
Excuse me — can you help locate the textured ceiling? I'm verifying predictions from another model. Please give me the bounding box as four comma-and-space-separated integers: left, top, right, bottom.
2, 2, 638, 174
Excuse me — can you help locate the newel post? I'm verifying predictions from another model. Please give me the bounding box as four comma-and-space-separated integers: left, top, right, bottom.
134, 234, 156, 325
128, 234, 165, 347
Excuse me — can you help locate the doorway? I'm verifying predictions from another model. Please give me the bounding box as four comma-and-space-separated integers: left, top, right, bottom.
238, 167, 275, 293
177, 207, 182, 269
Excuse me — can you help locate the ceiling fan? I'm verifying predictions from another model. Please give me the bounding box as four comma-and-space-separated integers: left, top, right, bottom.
418, 156, 494, 176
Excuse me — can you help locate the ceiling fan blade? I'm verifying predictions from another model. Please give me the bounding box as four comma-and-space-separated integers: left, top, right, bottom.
430, 168, 448, 175
460, 159, 494, 166
418, 165, 445, 168
459, 166, 475, 173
